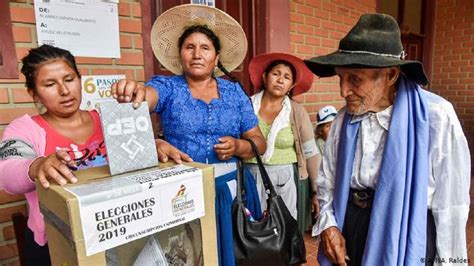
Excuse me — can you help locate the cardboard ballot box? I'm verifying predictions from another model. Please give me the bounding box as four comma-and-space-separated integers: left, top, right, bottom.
36, 162, 217, 265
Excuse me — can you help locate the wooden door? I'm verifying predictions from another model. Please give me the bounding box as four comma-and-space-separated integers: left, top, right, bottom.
401, 34, 424, 61
378, 0, 434, 80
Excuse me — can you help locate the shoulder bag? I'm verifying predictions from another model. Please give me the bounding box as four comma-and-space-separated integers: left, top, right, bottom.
232, 138, 306, 265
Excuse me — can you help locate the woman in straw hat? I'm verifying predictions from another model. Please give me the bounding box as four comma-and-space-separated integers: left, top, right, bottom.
246, 53, 321, 235
111, 5, 265, 265
305, 13, 470, 265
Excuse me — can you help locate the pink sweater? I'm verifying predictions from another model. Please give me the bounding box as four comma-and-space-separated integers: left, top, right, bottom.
0, 115, 47, 245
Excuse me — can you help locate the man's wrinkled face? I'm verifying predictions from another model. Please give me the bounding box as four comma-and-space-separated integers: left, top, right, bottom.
335, 67, 393, 115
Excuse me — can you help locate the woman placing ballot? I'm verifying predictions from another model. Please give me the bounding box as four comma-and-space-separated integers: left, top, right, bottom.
0, 45, 108, 266
111, 5, 266, 265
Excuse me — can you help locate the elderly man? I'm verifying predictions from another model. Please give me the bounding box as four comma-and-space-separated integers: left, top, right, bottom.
304, 13, 471, 265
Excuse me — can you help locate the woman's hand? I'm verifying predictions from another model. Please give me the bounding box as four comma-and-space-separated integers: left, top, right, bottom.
111, 79, 145, 108
156, 139, 193, 164
214, 127, 267, 161
214, 136, 238, 161
28, 150, 78, 189
111, 79, 158, 111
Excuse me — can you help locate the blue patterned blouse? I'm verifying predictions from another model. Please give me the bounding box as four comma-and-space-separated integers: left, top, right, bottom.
146, 75, 258, 164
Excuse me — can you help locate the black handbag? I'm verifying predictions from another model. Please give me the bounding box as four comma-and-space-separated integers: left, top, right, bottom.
232, 138, 306, 266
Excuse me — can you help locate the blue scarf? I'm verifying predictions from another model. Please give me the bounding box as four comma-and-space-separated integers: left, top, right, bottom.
318, 76, 429, 265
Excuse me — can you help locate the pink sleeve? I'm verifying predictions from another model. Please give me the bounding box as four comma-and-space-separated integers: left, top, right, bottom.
0, 115, 45, 195
0, 159, 37, 194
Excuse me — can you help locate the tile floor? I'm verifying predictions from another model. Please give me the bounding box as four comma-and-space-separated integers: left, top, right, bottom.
303, 231, 319, 266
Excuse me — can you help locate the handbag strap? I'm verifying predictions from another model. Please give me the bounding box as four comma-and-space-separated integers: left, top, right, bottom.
236, 160, 246, 203
242, 138, 277, 197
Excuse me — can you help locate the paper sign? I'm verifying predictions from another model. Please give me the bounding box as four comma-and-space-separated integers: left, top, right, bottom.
34, 0, 120, 58
99, 101, 158, 175
65, 165, 205, 256
80, 75, 125, 111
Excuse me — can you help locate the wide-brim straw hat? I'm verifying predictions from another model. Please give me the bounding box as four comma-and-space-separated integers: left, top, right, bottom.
304, 13, 428, 85
150, 4, 247, 77
249, 53, 314, 96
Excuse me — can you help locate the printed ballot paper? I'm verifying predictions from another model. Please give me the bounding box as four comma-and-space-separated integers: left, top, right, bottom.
99, 101, 158, 175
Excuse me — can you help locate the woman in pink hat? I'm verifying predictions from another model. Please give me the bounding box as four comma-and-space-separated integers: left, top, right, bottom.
246, 53, 320, 234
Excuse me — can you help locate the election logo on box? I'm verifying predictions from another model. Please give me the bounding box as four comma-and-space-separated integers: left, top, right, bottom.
172, 184, 196, 217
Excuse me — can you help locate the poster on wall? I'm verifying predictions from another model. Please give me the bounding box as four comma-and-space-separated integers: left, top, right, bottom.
80, 74, 125, 111
34, 0, 120, 58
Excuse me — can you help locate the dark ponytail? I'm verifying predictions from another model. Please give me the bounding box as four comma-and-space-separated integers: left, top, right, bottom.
217, 61, 248, 96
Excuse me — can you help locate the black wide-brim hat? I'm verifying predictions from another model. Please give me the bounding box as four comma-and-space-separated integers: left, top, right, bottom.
304, 13, 428, 86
